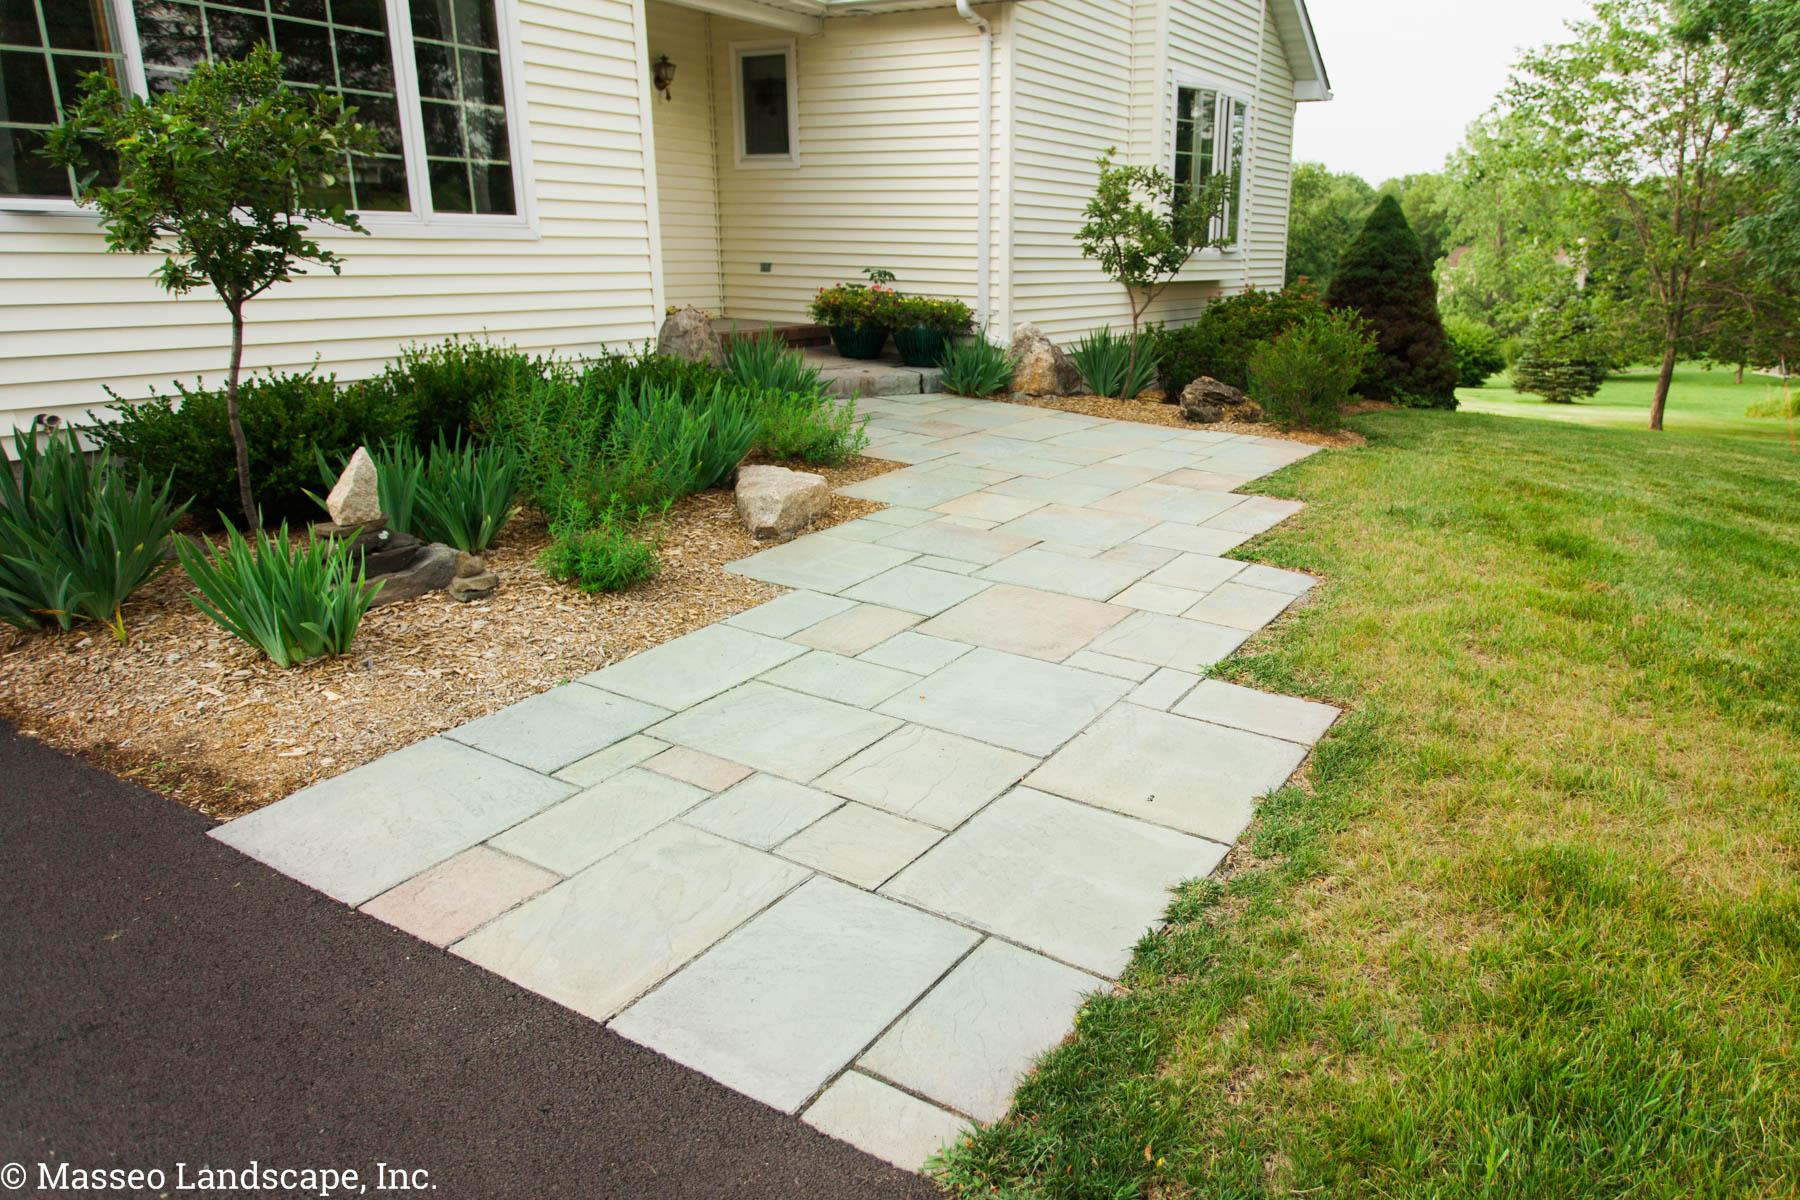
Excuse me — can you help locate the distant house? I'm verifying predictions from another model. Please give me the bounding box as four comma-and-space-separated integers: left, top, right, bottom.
1, 0, 1330, 431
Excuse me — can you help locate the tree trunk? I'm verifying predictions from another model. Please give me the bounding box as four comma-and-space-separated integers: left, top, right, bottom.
1124, 308, 1141, 402
226, 303, 257, 527
1736, 362, 1744, 384
1648, 342, 1677, 432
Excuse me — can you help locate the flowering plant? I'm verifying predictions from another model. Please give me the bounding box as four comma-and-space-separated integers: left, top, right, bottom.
809, 281, 899, 328
894, 295, 975, 335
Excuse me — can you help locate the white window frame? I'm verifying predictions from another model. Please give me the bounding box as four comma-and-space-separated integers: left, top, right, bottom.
1167, 71, 1251, 255
730, 38, 799, 170
0, 0, 537, 237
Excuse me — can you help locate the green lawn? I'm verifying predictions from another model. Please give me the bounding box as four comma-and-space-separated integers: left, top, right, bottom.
937, 409, 1800, 1198
1459, 362, 1798, 442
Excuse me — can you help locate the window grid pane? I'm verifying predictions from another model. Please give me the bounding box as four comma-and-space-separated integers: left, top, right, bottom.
132, 0, 410, 211
1, 0, 124, 198
739, 50, 789, 158
409, 0, 514, 214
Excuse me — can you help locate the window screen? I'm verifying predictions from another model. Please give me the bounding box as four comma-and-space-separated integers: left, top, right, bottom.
0, 0, 126, 197
739, 50, 788, 158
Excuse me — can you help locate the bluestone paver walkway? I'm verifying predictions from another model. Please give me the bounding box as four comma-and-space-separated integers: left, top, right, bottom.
211, 393, 1341, 1172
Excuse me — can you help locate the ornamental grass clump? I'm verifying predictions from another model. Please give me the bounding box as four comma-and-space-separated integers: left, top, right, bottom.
726, 331, 830, 397
314, 438, 520, 553
175, 521, 374, 668
939, 336, 1017, 396
1070, 326, 1160, 399
0, 427, 187, 641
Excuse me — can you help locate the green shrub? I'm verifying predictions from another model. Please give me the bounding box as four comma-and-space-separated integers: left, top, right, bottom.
91, 367, 408, 526
1069, 326, 1160, 399
1248, 310, 1377, 431
540, 501, 664, 593
1444, 316, 1508, 388
939, 335, 1016, 396
175, 521, 374, 667
756, 390, 870, 465
572, 344, 727, 403
0, 426, 187, 640
1154, 284, 1327, 396
1324, 195, 1459, 406
351, 337, 546, 446
726, 332, 830, 397
601, 381, 762, 506
1511, 287, 1612, 404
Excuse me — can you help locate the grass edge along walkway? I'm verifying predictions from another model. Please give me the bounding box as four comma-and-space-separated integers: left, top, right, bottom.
935, 408, 1800, 1199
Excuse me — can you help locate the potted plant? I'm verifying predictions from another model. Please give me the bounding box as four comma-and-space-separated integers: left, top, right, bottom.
892, 296, 975, 368
808, 269, 898, 359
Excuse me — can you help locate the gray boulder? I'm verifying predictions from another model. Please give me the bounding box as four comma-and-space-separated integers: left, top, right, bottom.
1008, 324, 1081, 396
367, 543, 458, 607
657, 306, 726, 368
1179, 376, 1260, 424
736, 465, 830, 539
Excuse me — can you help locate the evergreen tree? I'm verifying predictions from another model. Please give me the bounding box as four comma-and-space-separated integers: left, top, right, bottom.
1325, 194, 1460, 406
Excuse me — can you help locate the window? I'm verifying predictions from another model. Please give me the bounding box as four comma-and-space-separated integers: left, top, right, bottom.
732, 39, 795, 167
1173, 83, 1248, 246
0, 0, 127, 197
2, 0, 522, 219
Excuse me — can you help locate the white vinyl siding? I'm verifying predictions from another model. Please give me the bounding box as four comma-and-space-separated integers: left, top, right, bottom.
1, 0, 659, 433
647, 0, 723, 311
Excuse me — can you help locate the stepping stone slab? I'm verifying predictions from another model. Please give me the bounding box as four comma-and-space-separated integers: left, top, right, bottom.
859, 938, 1101, 1122
1024, 705, 1306, 843
1157, 467, 1258, 492
777, 802, 942, 888
455, 823, 807, 1022
975, 546, 1148, 602
835, 470, 986, 509
1129, 667, 1202, 711
1131, 522, 1251, 557
683, 774, 846, 849
856, 631, 973, 675
876, 648, 1131, 757
1173, 680, 1340, 745
554, 733, 667, 788
757, 649, 920, 708
1204, 496, 1305, 534
651, 681, 902, 782
725, 590, 857, 638
1142, 553, 1248, 593
642, 745, 754, 792
878, 518, 1039, 566
580, 625, 806, 711
839, 564, 992, 616
1063, 649, 1157, 681
803, 1072, 969, 1172
1090, 483, 1242, 524
790, 603, 921, 656
882, 787, 1224, 976
861, 505, 941, 528
211, 738, 576, 906
985, 474, 1118, 507
726, 534, 916, 593
1183, 581, 1296, 630
815, 723, 1038, 830
1109, 580, 1208, 616
1232, 563, 1320, 594
916, 583, 1130, 662
993, 503, 1154, 550
1084, 610, 1250, 671
359, 845, 559, 947
445, 684, 670, 774
931, 492, 1045, 524
488, 768, 711, 876
611, 876, 979, 1113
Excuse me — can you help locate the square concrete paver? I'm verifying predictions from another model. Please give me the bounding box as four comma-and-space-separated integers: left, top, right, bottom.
445, 684, 669, 774
758, 650, 920, 708
455, 823, 808, 1022
878, 518, 1039, 566
1109, 580, 1206, 616
1090, 483, 1241, 525
840, 564, 992, 616
856, 631, 972, 675
882, 787, 1225, 976
790, 604, 922, 656
1129, 667, 1202, 711
488, 768, 711, 875
1131, 522, 1251, 557
553, 733, 667, 788
359, 846, 558, 947
974, 546, 1147, 602
835, 469, 987, 510
778, 802, 942, 888
932, 491, 1044, 523
917, 584, 1128, 662
651, 682, 901, 782
994, 503, 1154, 550
803, 1072, 969, 1172
859, 938, 1100, 1122
611, 877, 979, 1113
1085, 610, 1250, 671
211, 738, 576, 905
1025, 704, 1306, 843
1142, 553, 1247, 593
816, 724, 1037, 829
727, 534, 917, 592
581, 625, 806, 712
642, 745, 754, 792
1183, 581, 1295, 631
683, 774, 847, 849
725, 590, 857, 638
1173, 680, 1340, 745
877, 648, 1131, 757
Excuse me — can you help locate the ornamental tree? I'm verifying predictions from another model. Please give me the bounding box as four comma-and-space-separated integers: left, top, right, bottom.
1325, 194, 1459, 406
1077, 150, 1232, 394
45, 46, 377, 527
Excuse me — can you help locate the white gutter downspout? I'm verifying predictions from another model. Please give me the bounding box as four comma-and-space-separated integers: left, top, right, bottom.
956, 0, 993, 334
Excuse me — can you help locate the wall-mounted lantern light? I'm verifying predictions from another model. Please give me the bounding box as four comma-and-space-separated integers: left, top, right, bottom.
652, 55, 677, 100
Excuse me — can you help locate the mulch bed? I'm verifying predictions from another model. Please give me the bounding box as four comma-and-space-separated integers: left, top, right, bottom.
1003, 391, 1369, 449
0, 456, 898, 819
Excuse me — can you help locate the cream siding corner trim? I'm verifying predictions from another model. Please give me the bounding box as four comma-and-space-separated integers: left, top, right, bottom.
649, 1, 726, 311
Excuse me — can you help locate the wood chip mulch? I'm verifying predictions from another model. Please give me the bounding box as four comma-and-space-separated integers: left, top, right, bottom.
1003, 391, 1368, 449
0, 456, 898, 820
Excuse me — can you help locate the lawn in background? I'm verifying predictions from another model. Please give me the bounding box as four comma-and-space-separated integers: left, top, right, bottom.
1459, 362, 1798, 443
939, 407, 1800, 1198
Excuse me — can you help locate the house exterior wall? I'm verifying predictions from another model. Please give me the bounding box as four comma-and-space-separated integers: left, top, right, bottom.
0, 0, 662, 433
1006, 0, 1296, 342
647, 1, 724, 312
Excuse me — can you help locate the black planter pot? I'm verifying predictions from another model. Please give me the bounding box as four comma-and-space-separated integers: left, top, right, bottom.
829, 323, 889, 360
893, 324, 947, 368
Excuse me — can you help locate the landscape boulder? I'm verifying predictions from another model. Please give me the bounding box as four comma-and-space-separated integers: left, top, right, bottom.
326, 446, 382, 527
736, 465, 830, 539
1008, 324, 1082, 396
1178, 376, 1262, 424
448, 552, 499, 603
367, 543, 458, 607
657, 305, 726, 369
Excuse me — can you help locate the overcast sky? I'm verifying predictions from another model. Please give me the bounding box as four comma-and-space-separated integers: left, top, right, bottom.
1291, 0, 1595, 184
